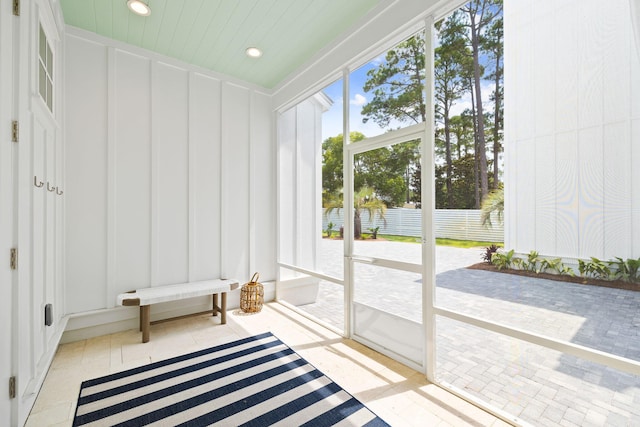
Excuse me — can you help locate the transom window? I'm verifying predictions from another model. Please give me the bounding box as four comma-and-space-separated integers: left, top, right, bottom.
38, 24, 53, 112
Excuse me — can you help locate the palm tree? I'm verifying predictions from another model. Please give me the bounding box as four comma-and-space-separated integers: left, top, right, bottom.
480, 188, 503, 227
325, 187, 387, 239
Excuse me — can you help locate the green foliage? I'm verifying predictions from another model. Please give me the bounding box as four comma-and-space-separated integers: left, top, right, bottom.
435, 154, 479, 209
539, 258, 575, 276
324, 187, 387, 239
322, 132, 365, 198
606, 257, 640, 283
491, 249, 514, 270
578, 257, 611, 280
321, 1, 504, 210
361, 32, 426, 128
369, 226, 380, 239
524, 250, 541, 273
625, 258, 640, 282
492, 248, 576, 277
480, 188, 504, 228
482, 244, 499, 264
326, 222, 335, 238
489, 250, 640, 283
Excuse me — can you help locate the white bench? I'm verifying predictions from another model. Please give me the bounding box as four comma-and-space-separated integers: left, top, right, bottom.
117, 279, 239, 343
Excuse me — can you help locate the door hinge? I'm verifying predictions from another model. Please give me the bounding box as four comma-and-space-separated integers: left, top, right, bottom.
10, 248, 18, 270
9, 376, 16, 399
11, 120, 19, 142
13, 0, 20, 16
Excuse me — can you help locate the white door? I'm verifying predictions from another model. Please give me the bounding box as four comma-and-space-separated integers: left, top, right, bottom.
0, 0, 15, 424
346, 129, 427, 370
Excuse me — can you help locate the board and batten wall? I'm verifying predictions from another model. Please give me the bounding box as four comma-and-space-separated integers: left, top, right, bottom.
64, 29, 275, 322
504, 0, 640, 261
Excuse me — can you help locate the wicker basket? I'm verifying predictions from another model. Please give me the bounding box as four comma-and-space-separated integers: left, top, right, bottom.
240, 272, 264, 313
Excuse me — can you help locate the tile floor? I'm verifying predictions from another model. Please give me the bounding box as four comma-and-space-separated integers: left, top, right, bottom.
26, 302, 510, 427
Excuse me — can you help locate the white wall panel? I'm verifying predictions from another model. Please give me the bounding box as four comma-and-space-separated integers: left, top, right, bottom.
190, 74, 222, 282
221, 83, 250, 282
577, 2, 604, 131
514, 140, 535, 253
554, 2, 578, 134
603, 4, 631, 125
555, 132, 579, 257
154, 64, 190, 286
513, 21, 533, 142
66, 32, 274, 315
577, 127, 604, 259
65, 36, 108, 313
506, 0, 639, 261
533, 10, 554, 137
114, 51, 151, 295
250, 92, 276, 280
633, 120, 640, 256
278, 108, 297, 268
603, 123, 632, 258
534, 136, 555, 254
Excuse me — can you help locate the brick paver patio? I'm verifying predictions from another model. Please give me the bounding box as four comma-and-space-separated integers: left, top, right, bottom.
293, 240, 640, 426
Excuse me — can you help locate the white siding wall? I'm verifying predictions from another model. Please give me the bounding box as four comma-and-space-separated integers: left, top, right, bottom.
277, 96, 326, 274
504, 0, 640, 260
65, 31, 275, 315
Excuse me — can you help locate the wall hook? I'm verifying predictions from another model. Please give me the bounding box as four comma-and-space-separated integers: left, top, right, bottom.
56, 187, 63, 196
47, 182, 55, 192
34, 176, 44, 188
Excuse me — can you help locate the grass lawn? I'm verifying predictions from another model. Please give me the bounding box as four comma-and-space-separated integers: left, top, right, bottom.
364, 234, 502, 248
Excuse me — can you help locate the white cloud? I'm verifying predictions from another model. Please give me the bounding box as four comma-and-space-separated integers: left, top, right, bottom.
369, 54, 386, 66
350, 93, 367, 106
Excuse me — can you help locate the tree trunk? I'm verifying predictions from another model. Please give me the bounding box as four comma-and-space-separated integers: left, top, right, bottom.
492, 50, 502, 189
470, 18, 489, 200
469, 77, 480, 209
444, 104, 453, 208
354, 212, 361, 239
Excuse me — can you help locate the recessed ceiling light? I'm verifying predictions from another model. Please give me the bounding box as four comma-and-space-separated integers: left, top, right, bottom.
127, 0, 151, 16
245, 47, 262, 58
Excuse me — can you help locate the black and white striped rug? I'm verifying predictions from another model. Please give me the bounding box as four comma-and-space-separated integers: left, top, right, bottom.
73, 332, 389, 426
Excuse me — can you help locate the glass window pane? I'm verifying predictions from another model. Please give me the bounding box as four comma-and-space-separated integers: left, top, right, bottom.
348, 31, 426, 140
278, 269, 344, 333
353, 263, 421, 322
39, 25, 46, 63
39, 63, 46, 99
321, 78, 344, 279
46, 77, 53, 111
436, 317, 640, 425
352, 139, 422, 264
46, 43, 53, 78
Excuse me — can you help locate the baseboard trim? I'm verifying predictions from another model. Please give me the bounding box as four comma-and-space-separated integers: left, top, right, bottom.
61, 281, 275, 343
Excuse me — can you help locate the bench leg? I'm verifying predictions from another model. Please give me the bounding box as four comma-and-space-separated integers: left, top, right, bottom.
221, 292, 227, 324
212, 292, 227, 324
141, 305, 150, 343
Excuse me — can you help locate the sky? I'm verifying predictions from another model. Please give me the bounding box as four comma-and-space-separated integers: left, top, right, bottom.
321, 62, 390, 142
320, 58, 495, 144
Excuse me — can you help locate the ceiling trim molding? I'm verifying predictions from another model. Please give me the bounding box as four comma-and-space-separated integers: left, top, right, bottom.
65, 25, 274, 97
272, 0, 446, 112
273, 0, 465, 111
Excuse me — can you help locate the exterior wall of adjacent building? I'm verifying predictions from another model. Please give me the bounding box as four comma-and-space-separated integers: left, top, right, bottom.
504, 0, 640, 261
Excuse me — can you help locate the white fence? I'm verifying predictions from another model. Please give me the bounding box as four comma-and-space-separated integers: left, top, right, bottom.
322, 208, 503, 242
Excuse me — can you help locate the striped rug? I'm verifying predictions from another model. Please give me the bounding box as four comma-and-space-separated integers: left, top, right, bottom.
73, 332, 390, 426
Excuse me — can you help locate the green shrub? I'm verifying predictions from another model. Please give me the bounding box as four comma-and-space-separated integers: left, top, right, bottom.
492, 249, 515, 270
482, 245, 499, 264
